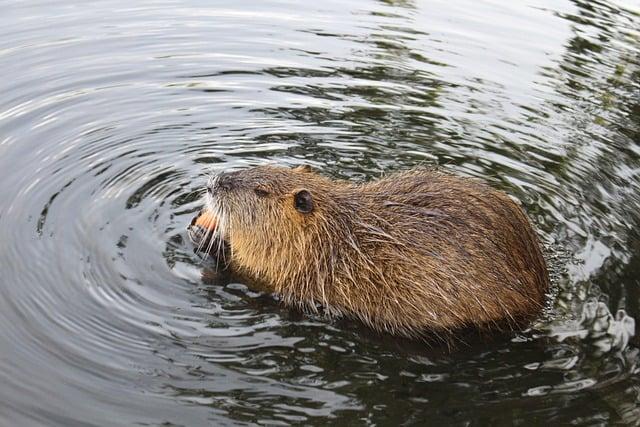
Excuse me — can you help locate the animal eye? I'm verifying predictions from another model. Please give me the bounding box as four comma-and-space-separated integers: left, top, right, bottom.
254, 187, 269, 197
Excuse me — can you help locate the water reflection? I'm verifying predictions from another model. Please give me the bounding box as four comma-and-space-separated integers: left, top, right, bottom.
539, 0, 640, 325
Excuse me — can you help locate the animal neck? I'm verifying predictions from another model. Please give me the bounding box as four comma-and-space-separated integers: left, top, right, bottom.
229, 224, 316, 289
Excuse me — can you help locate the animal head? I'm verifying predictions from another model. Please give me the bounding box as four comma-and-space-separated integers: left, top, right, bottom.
205, 164, 334, 278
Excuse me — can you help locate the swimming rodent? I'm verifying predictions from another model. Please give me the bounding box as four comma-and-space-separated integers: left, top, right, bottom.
189, 165, 550, 338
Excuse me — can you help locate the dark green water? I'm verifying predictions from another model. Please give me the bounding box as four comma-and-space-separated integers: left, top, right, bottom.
0, 0, 639, 425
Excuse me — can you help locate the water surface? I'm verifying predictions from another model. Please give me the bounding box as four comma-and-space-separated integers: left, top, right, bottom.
1, 0, 639, 425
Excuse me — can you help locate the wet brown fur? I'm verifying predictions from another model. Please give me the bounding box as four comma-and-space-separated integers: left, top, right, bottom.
202, 165, 550, 339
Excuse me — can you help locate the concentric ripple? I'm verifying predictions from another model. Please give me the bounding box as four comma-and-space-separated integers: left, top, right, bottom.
1, 0, 639, 425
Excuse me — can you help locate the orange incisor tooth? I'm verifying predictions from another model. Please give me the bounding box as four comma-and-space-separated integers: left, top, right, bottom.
195, 210, 218, 231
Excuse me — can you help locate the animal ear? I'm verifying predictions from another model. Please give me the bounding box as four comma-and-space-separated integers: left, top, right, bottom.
293, 189, 314, 214
293, 165, 314, 173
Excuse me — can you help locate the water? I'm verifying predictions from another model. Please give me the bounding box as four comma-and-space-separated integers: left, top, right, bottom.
1, 0, 639, 425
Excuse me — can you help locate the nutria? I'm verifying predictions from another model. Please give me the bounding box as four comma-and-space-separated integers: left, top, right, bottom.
189, 165, 549, 338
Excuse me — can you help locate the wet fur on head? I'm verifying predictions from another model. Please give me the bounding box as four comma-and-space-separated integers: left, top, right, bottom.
202, 165, 550, 340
